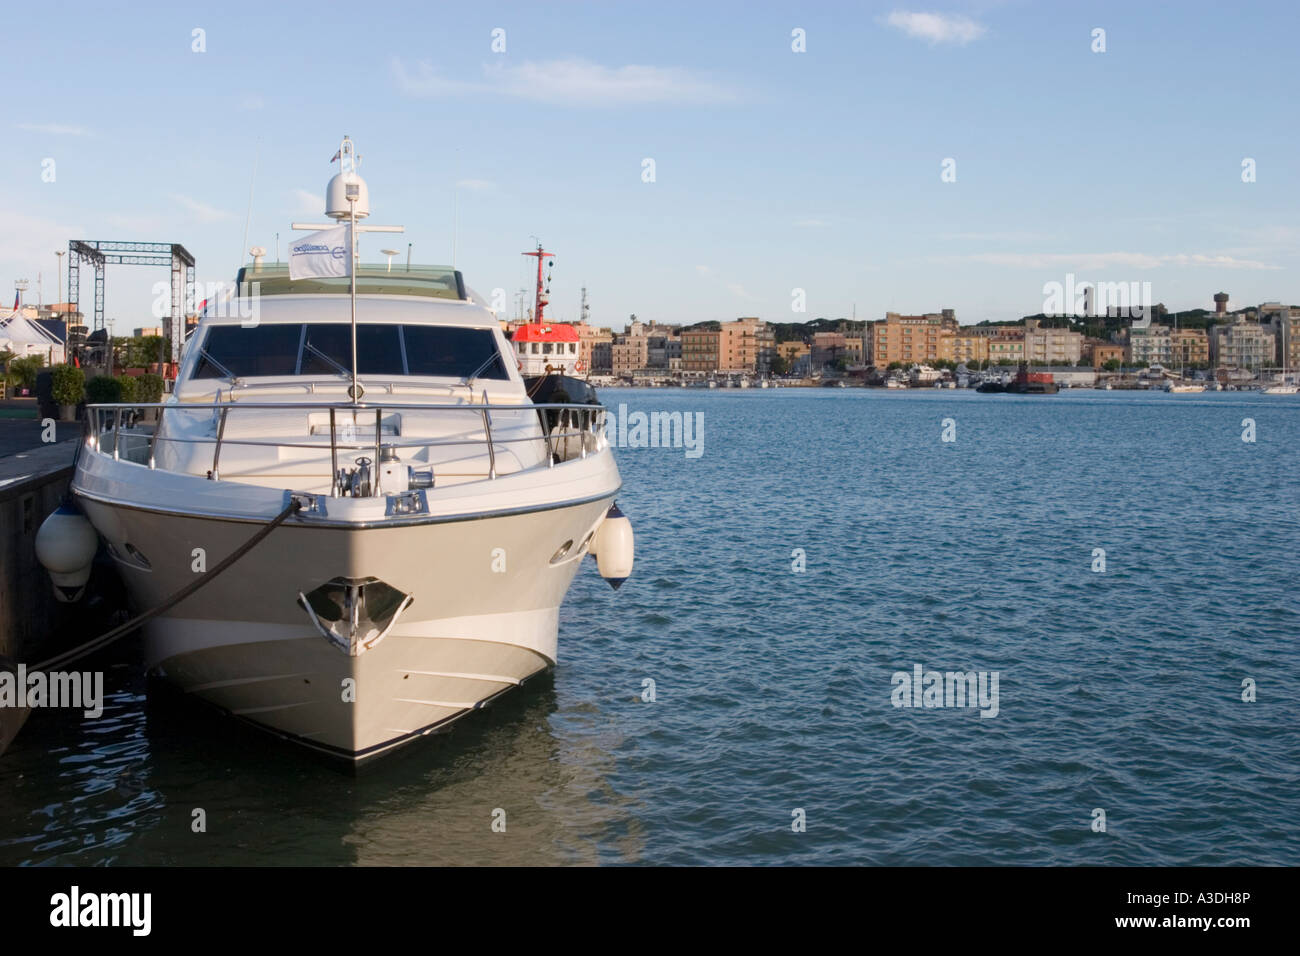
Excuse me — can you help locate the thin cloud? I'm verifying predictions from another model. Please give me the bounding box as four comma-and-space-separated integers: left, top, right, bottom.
931, 251, 1279, 271
15, 122, 91, 136
291, 188, 322, 215
793, 218, 831, 228
455, 178, 495, 192
883, 11, 988, 46
170, 194, 235, 223
238, 93, 266, 111
940, 231, 1056, 242
392, 56, 737, 106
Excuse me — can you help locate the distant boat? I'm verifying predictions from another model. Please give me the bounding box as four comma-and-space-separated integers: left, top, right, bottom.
1004, 362, 1058, 395
1263, 383, 1299, 395
1163, 382, 1206, 393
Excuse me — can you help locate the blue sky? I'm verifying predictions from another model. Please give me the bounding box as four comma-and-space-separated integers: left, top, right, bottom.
6, 0, 1300, 332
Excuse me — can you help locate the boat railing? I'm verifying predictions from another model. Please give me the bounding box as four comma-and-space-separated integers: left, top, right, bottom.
81, 400, 607, 494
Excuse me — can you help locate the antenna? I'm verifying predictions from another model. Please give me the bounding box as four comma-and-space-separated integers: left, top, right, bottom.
239, 141, 261, 273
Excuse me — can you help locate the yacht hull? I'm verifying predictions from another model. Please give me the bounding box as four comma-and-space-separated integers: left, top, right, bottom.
75, 494, 614, 762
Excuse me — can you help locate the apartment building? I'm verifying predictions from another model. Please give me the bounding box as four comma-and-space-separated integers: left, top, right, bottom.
871, 309, 958, 366
1210, 317, 1275, 370
1129, 324, 1173, 366
1259, 302, 1300, 370
1169, 327, 1209, 367
682, 328, 720, 372
718, 317, 775, 373
1023, 319, 1083, 365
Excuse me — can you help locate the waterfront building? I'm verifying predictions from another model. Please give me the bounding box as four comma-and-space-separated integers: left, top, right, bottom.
1258, 302, 1300, 370
578, 323, 613, 374
951, 331, 990, 366
612, 335, 649, 377
988, 334, 1024, 364
777, 341, 809, 374
844, 335, 867, 365
719, 318, 774, 373
1049, 366, 1098, 387
1023, 319, 1083, 365
871, 309, 958, 366
1087, 341, 1125, 367
1169, 327, 1209, 367
1210, 317, 1275, 371
1129, 323, 1173, 366
682, 328, 720, 373
811, 332, 848, 369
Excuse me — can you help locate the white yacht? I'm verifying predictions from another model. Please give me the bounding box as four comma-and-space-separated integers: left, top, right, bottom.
53, 140, 634, 763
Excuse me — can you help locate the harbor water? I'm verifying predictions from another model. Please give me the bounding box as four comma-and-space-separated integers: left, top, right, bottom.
1, 388, 1297, 865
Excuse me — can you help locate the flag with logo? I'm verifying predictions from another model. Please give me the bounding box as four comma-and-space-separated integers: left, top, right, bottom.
289, 225, 350, 280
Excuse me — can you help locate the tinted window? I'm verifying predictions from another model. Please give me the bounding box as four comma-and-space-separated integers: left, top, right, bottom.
404, 326, 509, 379
300, 324, 351, 375
194, 325, 302, 378
193, 323, 506, 380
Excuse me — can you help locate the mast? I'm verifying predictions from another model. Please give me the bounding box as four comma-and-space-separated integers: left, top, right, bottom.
291, 136, 404, 404
522, 241, 552, 324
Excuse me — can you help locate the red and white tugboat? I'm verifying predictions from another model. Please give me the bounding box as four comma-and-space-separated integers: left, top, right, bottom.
511, 243, 597, 414
511, 242, 584, 377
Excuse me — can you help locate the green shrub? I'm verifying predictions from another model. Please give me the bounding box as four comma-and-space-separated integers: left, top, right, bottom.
6, 355, 45, 390
51, 364, 86, 406
85, 375, 122, 404
115, 375, 140, 403
136, 373, 165, 404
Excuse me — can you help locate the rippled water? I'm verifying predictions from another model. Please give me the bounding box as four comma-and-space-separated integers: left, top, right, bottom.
2, 388, 1298, 865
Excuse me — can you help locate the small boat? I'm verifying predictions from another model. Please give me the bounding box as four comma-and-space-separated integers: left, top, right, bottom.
1004, 362, 1058, 395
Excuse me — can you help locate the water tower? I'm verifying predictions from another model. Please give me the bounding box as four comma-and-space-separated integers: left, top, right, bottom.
1214, 292, 1229, 315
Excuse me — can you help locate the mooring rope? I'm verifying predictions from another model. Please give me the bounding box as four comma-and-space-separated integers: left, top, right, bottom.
29, 497, 302, 673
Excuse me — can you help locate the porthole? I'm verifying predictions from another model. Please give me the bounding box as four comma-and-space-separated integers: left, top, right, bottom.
549, 540, 574, 564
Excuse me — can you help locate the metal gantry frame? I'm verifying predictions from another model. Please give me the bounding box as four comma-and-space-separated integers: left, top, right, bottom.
67, 241, 196, 362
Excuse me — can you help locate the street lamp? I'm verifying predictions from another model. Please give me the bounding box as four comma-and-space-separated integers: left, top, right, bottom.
55, 250, 65, 311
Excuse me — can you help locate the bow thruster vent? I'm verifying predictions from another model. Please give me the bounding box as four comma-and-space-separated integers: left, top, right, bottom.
297, 576, 413, 656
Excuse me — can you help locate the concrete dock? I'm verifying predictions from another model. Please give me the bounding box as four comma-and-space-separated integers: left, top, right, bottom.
0, 423, 79, 755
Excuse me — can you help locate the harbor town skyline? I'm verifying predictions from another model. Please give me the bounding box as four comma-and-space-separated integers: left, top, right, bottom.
6, 1, 1300, 329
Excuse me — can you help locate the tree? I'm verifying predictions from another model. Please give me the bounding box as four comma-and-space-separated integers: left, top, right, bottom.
7, 355, 45, 390
1102, 358, 1122, 372
769, 353, 790, 376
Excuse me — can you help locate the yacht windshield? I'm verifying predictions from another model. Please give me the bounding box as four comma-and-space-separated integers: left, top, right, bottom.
193, 324, 509, 380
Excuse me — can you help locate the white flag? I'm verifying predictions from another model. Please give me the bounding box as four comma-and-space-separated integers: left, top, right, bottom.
289, 225, 349, 280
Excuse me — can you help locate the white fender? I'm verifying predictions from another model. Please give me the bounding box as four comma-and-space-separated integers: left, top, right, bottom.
593, 503, 634, 590
35, 504, 99, 603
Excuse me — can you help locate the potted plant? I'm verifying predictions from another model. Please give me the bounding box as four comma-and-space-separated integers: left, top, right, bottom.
115, 374, 140, 403
51, 364, 85, 422
136, 373, 165, 422
85, 375, 123, 405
